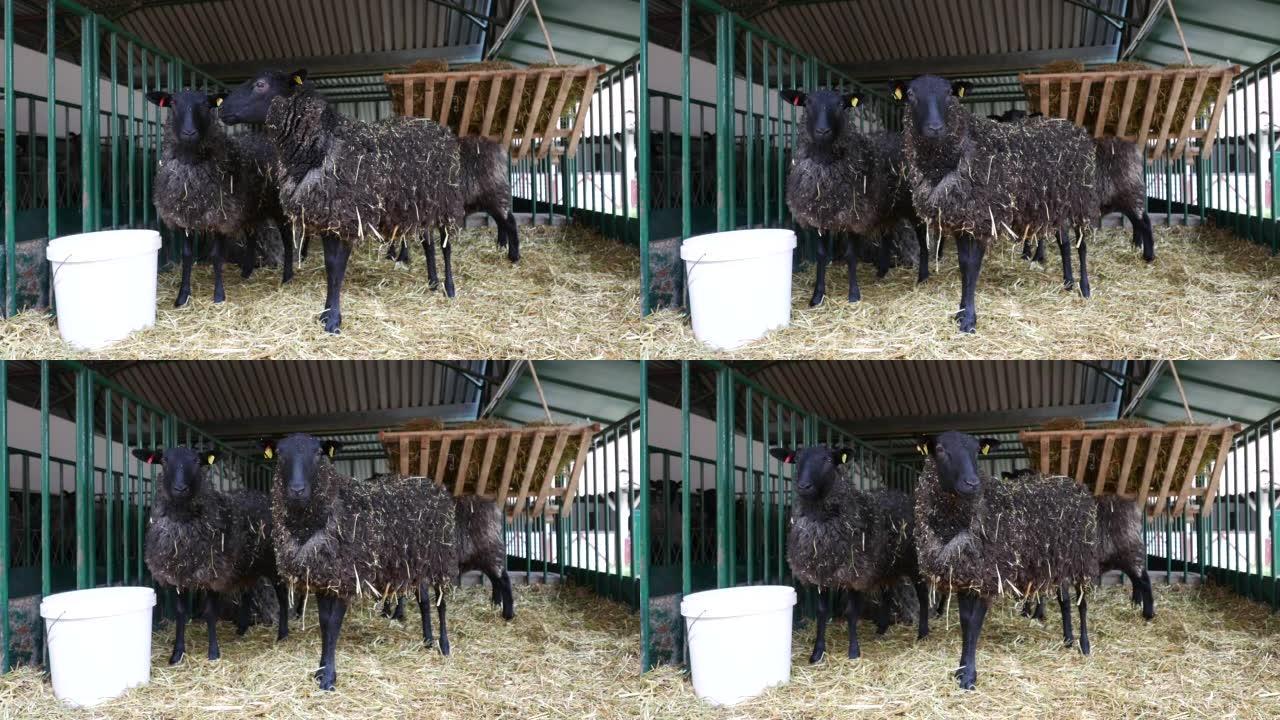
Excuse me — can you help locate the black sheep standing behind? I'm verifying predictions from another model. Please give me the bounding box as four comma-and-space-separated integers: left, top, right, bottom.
138, 447, 289, 664
780, 88, 929, 306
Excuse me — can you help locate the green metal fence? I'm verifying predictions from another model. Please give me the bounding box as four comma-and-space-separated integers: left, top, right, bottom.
0, 359, 270, 671
2, 0, 225, 316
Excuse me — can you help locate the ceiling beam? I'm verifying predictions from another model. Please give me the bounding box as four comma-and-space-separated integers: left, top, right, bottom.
840, 45, 1121, 80
202, 44, 484, 80
200, 402, 479, 439
840, 402, 1121, 438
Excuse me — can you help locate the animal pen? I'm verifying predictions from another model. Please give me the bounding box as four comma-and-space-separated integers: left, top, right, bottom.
629, 0, 1279, 313
0, 0, 646, 320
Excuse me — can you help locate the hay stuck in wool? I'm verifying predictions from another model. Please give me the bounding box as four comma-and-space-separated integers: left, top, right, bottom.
3, 582, 1279, 719
383, 418, 585, 501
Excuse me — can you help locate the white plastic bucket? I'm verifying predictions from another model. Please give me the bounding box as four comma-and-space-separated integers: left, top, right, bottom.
680, 229, 796, 350
680, 585, 796, 706
40, 586, 156, 707
46, 229, 161, 350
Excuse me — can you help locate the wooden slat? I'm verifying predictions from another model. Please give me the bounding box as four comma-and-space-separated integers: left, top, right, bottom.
1150, 430, 1187, 517
457, 77, 480, 136
480, 76, 503, 136
531, 432, 570, 516
496, 434, 522, 509
399, 437, 410, 476
1093, 435, 1116, 495
433, 437, 452, 483
564, 68, 600, 158
536, 69, 577, 160
1115, 434, 1140, 498
403, 79, 415, 118
1058, 437, 1071, 476
1171, 73, 1210, 160
1059, 78, 1071, 119
558, 428, 596, 517
1172, 431, 1211, 516
1197, 70, 1237, 160
1039, 437, 1050, 474
1073, 78, 1093, 126
418, 438, 431, 477
1135, 433, 1163, 511
438, 77, 457, 125
501, 74, 527, 152
474, 434, 499, 498
1094, 77, 1116, 137
1116, 76, 1139, 139
1136, 75, 1162, 151
1039, 79, 1050, 117
453, 435, 475, 496
509, 432, 547, 518
1073, 435, 1093, 484
1198, 428, 1236, 516
1150, 72, 1186, 161
517, 72, 552, 159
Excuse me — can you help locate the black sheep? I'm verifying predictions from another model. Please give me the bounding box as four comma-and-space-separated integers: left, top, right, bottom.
221, 69, 465, 333
147, 89, 294, 307
262, 434, 457, 690
771, 445, 928, 663
894, 76, 1099, 332
915, 432, 1100, 689
137, 446, 288, 664
780, 88, 929, 306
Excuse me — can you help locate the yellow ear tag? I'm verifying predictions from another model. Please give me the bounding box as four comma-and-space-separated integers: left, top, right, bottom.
264, 447, 273, 460
293, 75, 303, 86
327, 446, 335, 459
215, 97, 223, 107
840, 451, 849, 464
206, 455, 216, 465
981, 445, 990, 456
916, 444, 926, 456
957, 87, 967, 98
893, 88, 903, 101
850, 97, 859, 108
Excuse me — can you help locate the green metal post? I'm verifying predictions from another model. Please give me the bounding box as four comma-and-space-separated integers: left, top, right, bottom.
715, 11, 732, 232
3, 0, 15, 316
638, 3, 652, 315
745, 31, 754, 229
637, 360, 651, 670
714, 366, 729, 587
761, 395, 770, 583
40, 362, 51, 596
681, 0, 691, 242
121, 396, 130, 583
105, 388, 113, 584
680, 362, 691, 596
0, 361, 9, 669
762, 39, 770, 228
745, 385, 754, 584
110, 33, 119, 228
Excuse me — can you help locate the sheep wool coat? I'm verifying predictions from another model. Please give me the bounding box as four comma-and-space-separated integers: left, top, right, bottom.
787, 128, 914, 237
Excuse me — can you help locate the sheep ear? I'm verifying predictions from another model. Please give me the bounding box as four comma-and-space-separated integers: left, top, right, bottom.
146, 91, 172, 108
259, 438, 277, 460
290, 69, 308, 86
916, 435, 936, 456
203, 450, 220, 466
779, 89, 806, 107
952, 81, 972, 99
208, 93, 227, 109
978, 438, 1000, 456
769, 447, 795, 464
844, 92, 863, 109
321, 441, 341, 459
890, 80, 908, 102
131, 448, 162, 464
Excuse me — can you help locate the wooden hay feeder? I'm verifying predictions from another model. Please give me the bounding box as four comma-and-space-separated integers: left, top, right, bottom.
382, 64, 603, 161
1017, 422, 1242, 518
378, 423, 601, 520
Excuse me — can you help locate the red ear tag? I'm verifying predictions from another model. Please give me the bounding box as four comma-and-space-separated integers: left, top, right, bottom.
159, 98, 168, 108
784, 453, 795, 463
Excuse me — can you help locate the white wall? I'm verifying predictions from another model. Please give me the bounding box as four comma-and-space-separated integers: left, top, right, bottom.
6, 399, 129, 494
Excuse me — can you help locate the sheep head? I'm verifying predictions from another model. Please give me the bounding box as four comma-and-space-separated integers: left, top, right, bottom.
146, 89, 227, 150
779, 88, 863, 155
132, 446, 219, 505
916, 431, 998, 496
892, 75, 971, 139
221, 68, 308, 125
770, 445, 852, 502
262, 433, 340, 507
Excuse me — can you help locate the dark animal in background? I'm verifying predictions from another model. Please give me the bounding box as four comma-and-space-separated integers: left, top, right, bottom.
987, 109, 1043, 123
221, 69, 465, 333
147, 89, 293, 307
780, 88, 929, 306
771, 445, 929, 663
261, 434, 457, 690
137, 446, 289, 665
914, 431, 1100, 689
894, 76, 1099, 332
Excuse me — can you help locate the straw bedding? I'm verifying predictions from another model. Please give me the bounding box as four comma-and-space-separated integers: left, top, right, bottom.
3, 582, 1278, 719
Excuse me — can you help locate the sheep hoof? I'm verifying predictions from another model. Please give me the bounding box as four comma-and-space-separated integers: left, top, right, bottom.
846, 292, 861, 303
1079, 640, 1090, 656
955, 669, 977, 690
240, 266, 254, 280
1079, 284, 1091, 299
423, 638, 435, 650
320, 310, 342, 334
236, 625, 248, 637
174, 294, 190, 308
168, 650, 184, 665
502, 608, 515, 621
1063, 638, 1075, 649
809, 294, 824, 308
955, 311, 977, 334
847, 647, 861, 659
444, 284, 456, 299
314, 668, 336, 691
808, 649, 825, 664
394, 261, 410, 271
1061, 280, 1075, 292
277, 629, 289, 642
875, 625, 889, 636
438, 641, 450, 657
213, 293, 226, 304
917, 630, 929, 640
207, 648, 220, 661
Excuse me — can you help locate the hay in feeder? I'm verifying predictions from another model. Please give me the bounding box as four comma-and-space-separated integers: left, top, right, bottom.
4, 582, 1279, 718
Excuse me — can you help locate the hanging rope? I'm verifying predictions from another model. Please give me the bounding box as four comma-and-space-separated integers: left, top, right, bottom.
1166, 360, 1196, 423
529, 0, 559, 65
526, 361, 555, 424
1165, 1, 1194, 65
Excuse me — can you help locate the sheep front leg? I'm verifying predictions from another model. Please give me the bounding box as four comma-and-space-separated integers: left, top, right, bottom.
914, 222, 931, 283
420, 233, 441, 291
1125, 567, 1155, 620
314, 594, 346, 690
1076, 585, 1090, 656
435, 585, 451, 656
846, 590, 864, 659
482, 566, 514, 621
845, 235, 862, 302
809, 232, 829, 307
874, 587, 891, 635
211, 234, 227, 304
439, 228, 457, 299
503, 211, 521, 263
913, 581, 930, 639
235, 591, 251, 636
1075, 226, 1091, 299
280, 220, 295, 284
417, 583, 437, 649
874, 234, 891, 279
1057, 584, 1075, 648
1057, 223, 1076, 291
170, 589, 189, 665
202, 591, 221, 660
954, 233, 984, 333
320, 234, 352, 334
273, 582, 290, 641
809, 588, 830, 664
176, 234, 195, 308
955, 592, 988, 690
240, 228, 257, 279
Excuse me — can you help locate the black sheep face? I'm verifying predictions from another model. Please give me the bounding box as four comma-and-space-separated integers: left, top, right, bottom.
263, 433, 340, 506
918, 431, 999, 495
146, 90, 227, 149
221, 68, 308, 125
770, 445, 852, 501
891, 75, 972, 139
779, 88, 864, 152
132, 446, 219, 504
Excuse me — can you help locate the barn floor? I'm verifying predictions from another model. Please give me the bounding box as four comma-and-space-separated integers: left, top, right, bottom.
642, 225, 1280, 359
3, 583, 1278, 719
0, 224, 642, 360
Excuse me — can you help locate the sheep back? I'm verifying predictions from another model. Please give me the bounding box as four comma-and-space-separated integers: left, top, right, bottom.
267, 92, 465, 242
145, 483, 275, 593
914, 462, 1099, 596
787, 130, 913, 236
453, 495, 505, 574
1093, 137, 1145, 216
904, 107, 1098, 243
787, 477, 917, 592
459, 136, 513, 216
271, 463, 458, 597
1096, 494, 1144, 574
